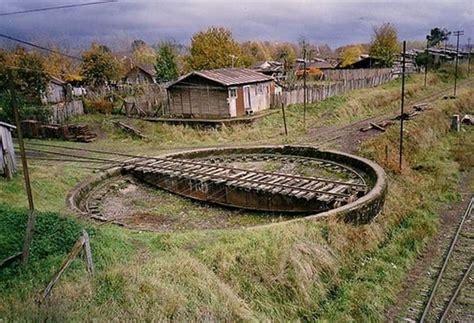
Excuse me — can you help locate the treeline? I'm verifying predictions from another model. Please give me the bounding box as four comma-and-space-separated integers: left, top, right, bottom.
0, 23, 403, 89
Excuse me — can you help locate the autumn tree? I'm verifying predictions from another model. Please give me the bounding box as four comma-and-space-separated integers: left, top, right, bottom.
369, 23, 400, 67
131, 39, 156, 66
80, 43, 121, 87
0, 48, 49, 103
340, 45, 363, 67
154, 42, 179, 82
240, 41, 272, 65
0, 48, 49, 122
185, 27, 240, 71
426, 28, 450, 47
273, 43, 297, 70
43, 50, 76, 80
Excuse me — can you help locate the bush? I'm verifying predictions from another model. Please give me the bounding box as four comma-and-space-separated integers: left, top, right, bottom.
0, 204, 85, 262
84, 99, 113, 114
0, 95, 50, 123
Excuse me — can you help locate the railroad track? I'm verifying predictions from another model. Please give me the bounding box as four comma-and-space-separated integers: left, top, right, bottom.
403, 197, 474, 322
125, 154, 367, 205
302, 79, 474, 148
15, 142, 370, 213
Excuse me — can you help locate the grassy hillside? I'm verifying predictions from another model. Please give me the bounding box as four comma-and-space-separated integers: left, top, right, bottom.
0, 70, 472, 320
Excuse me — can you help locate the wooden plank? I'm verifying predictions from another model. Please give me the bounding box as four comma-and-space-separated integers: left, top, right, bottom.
82, 230, 94, 276
42, 235, 85, 300
369, 122, 385, 132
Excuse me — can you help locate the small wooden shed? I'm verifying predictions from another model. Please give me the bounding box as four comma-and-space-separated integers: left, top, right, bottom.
41, 76, 67, 104
124, 65, 156, 84
166, 68, 275, 119
0, 121, 17, 179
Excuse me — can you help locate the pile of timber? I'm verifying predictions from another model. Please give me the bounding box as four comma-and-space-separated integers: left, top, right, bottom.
20, 120, 97, 142
67, 124, 97, 142
112, 121, 146, 139
361, 103, 431, 132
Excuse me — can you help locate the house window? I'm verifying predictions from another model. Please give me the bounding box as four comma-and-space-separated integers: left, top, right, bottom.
229, 88, 237, 98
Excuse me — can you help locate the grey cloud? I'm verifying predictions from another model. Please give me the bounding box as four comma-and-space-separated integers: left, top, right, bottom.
0, 0, 472, 51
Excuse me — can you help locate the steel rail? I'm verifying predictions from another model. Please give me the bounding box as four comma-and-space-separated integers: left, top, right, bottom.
440, 260, 474, 322
20, 142, 366, 188
202, 153, 366, 186
17, 155, 107, 164
420, 196, 474, 322
307, 79, 474, 147
19, 145, 359, 198
134, 162, 352, 198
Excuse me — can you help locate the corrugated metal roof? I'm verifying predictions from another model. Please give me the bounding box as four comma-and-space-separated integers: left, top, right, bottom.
195, 68, 274, 86
0, 121, 16, 129
168, 68, 274, 88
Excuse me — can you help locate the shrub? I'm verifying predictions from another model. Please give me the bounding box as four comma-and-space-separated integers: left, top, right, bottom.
0, 204, 85, 262
84, 99, 113, 114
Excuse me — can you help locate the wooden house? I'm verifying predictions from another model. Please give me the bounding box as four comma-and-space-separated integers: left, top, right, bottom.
123, 65, 156, 84
339, 55, 382, 69
41, 76, 67, 104
166, 68, 276, 118
0, 122, 16, 179
252, 61, 285, 80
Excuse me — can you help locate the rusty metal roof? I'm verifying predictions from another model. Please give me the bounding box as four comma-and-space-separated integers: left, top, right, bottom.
168, 68, 274, 88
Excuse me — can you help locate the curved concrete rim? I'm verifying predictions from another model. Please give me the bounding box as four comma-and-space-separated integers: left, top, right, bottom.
67, 145, 387, 228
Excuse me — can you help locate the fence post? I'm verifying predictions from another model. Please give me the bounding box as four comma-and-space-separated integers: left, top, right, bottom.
281, 103, 288, 136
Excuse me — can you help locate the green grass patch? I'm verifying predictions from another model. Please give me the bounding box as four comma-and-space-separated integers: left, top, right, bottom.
0, 72, 472, 320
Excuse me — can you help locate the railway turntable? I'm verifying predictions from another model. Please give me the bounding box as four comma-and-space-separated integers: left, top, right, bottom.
69, 145, 387, 225
125, 153, 367, 214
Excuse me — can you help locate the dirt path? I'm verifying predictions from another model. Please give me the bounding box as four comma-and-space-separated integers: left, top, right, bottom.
301, 79, 474, 153
384, 170, 473, 321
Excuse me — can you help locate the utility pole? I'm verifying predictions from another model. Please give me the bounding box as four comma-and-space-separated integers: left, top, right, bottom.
424, 39, 429, 87
468, 37, 471, 77
453, 30, 464, 97
399, 41, 406, 172
8, 70, 36, 264
302, 40, 307, 127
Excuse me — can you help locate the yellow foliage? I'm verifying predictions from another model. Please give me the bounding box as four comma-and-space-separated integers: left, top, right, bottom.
340, 45, 363, 68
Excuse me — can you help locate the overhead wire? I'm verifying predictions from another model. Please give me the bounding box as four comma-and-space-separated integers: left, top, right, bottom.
0, 33, 81, 61
0, 1, 118, 17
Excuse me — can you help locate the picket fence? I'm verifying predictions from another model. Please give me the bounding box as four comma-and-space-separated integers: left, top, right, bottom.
49, 100, 84, 124
274, 69, 393, 107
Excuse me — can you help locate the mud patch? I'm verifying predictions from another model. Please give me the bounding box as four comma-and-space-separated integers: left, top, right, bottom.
87, 176, 294, 231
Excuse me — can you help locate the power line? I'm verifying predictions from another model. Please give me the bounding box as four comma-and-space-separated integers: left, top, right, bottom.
0, 1, 117, 17
0, 33, 81, 61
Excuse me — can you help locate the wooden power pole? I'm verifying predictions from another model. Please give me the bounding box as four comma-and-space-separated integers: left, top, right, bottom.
453, 30, 464, 97
8, 70, 36, 264
399, 41, 407, 172
302, 40, 307, 127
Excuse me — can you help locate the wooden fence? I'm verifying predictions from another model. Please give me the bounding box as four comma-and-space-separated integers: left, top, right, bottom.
323, 68, 392, 81
273, 70, 393, 107
49, 100, 84, 124
116, 84, 168, 117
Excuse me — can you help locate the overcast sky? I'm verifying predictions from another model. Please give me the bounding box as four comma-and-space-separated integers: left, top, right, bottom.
0, 0, 473, 51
